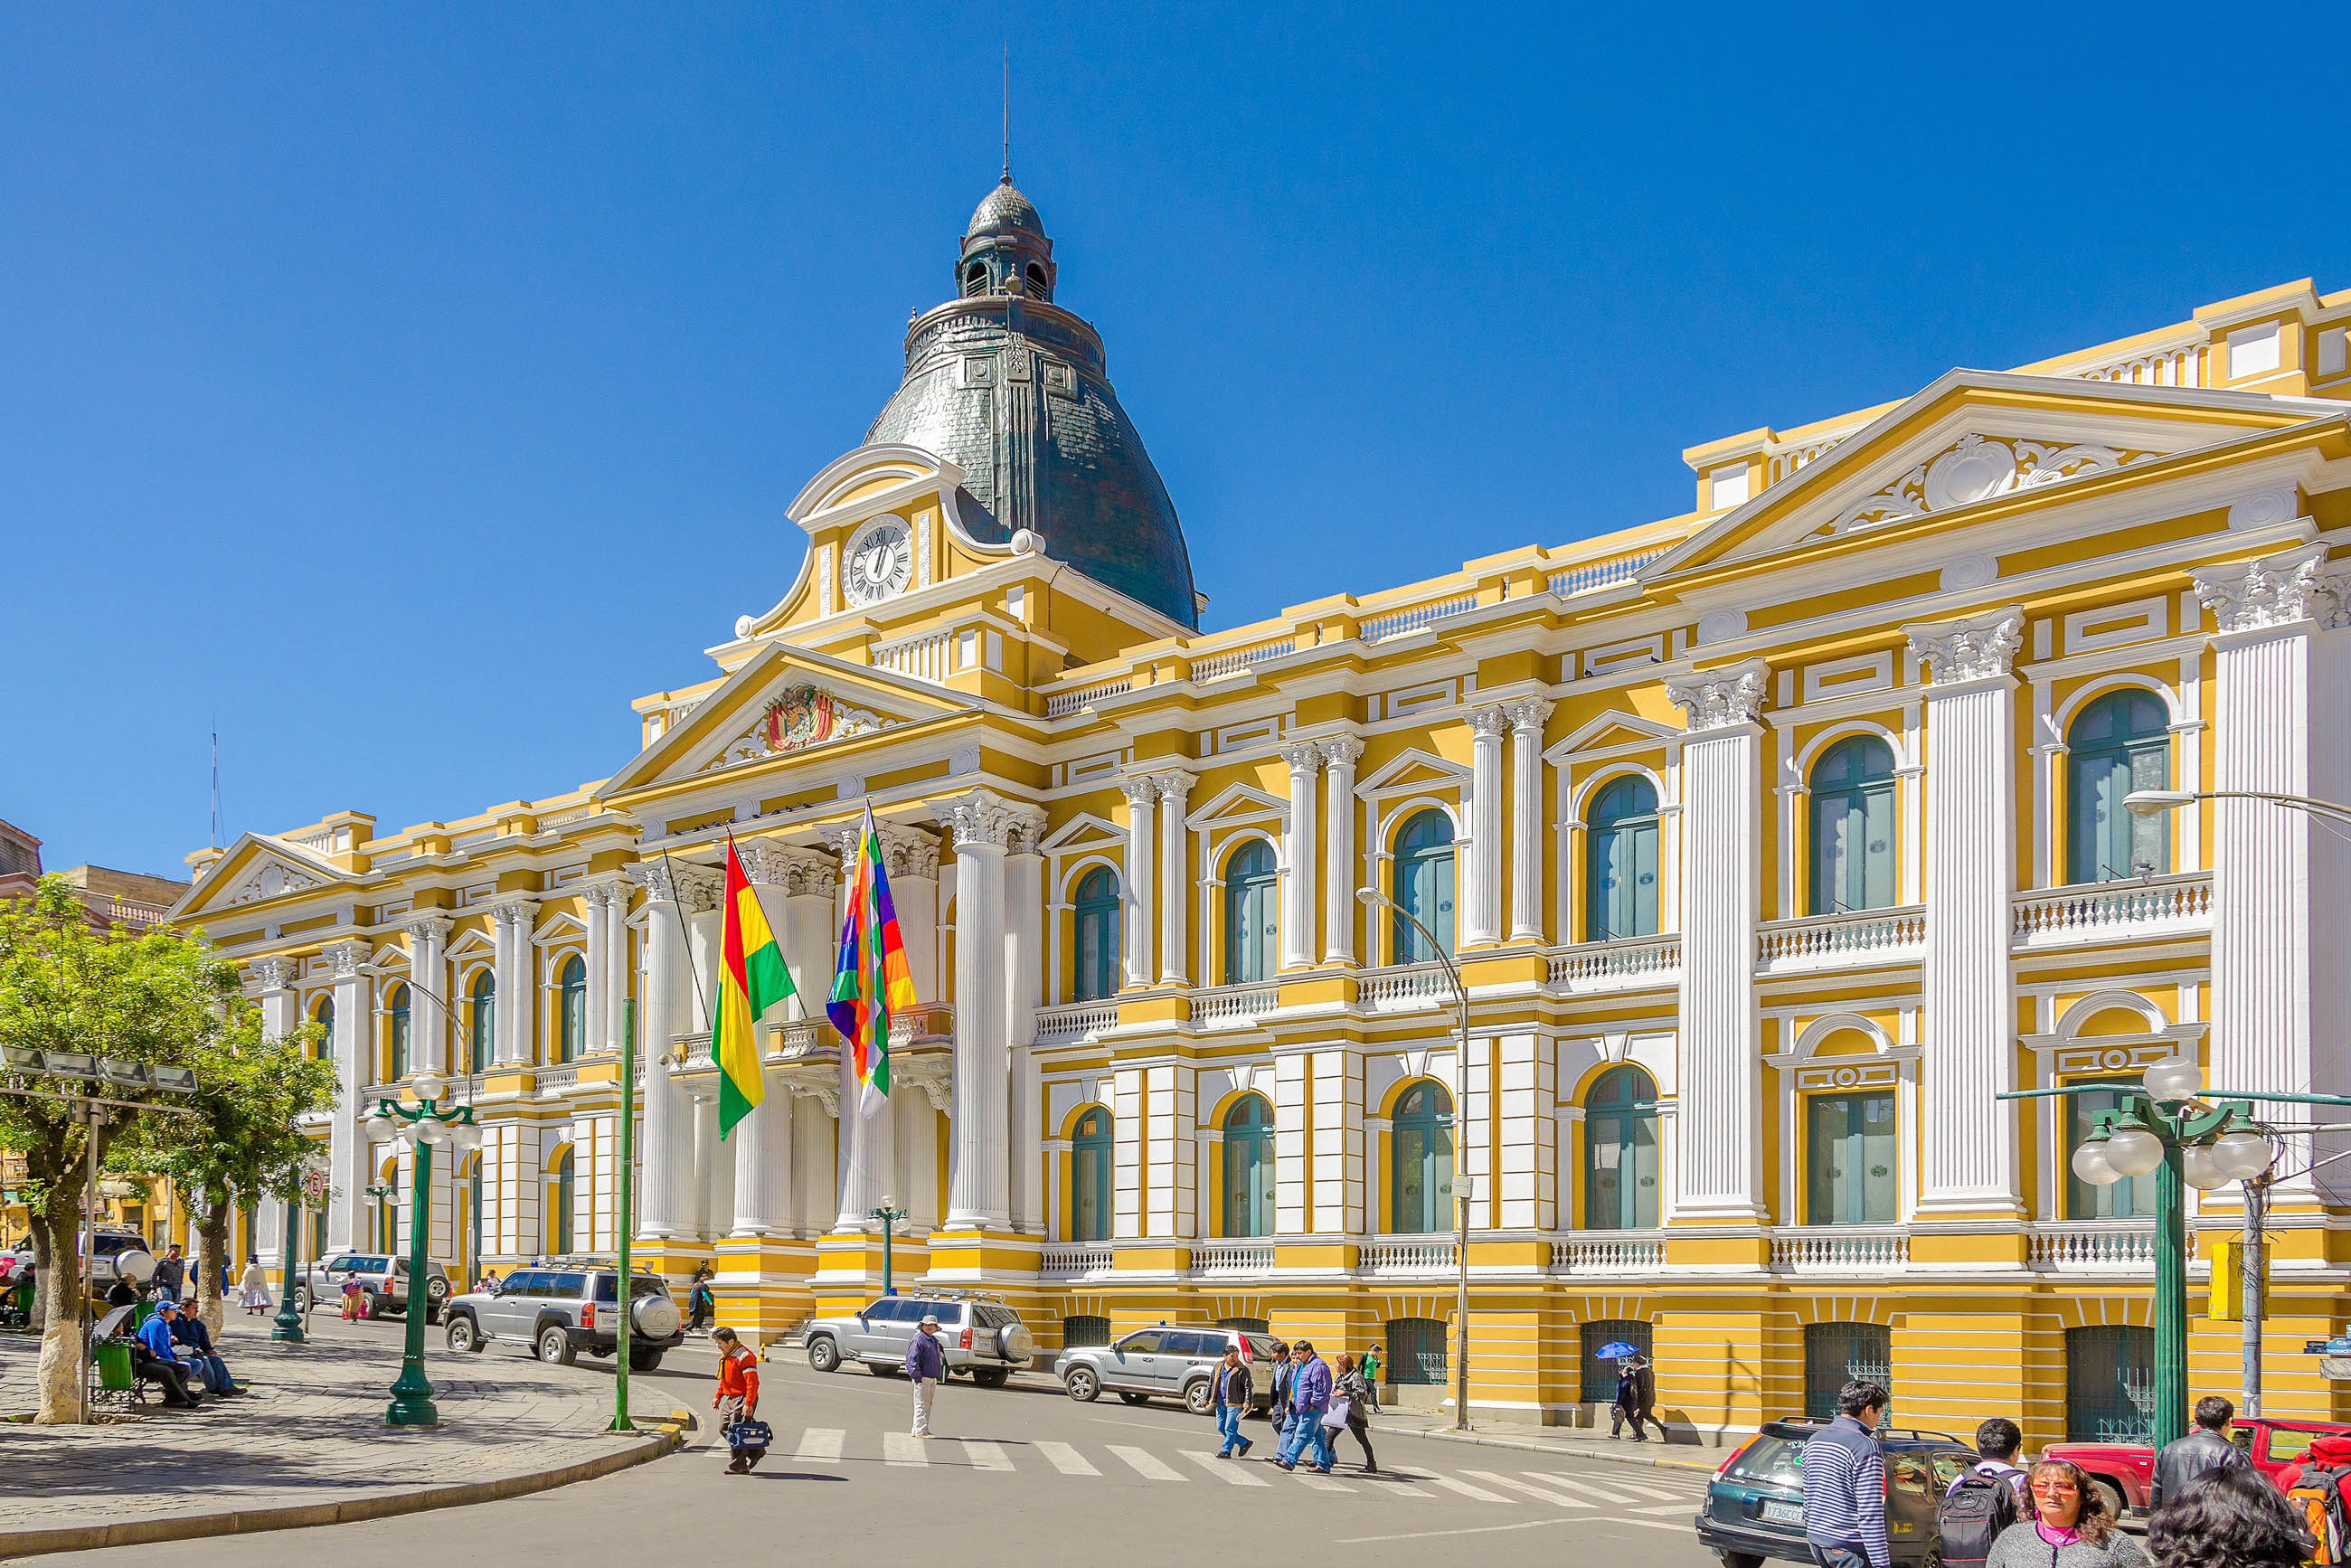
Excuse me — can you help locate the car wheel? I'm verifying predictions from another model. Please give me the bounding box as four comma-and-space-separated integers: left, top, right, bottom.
1714, 1554, 1765, 1568
970, 1367, 1009, 1389
538, 1325, 576, 1365
427, 1275, 450, 1301
628, 1349, 664, 1373
1119, 1392, 1150, 1406
807, 1337, 841, 1374
364, 1290, 390, 1318
445, 1316, 478, 1354
2089, 1476, 2129, 1522
290, 1286, 309, 1313
1064, 1365, 1100, 1403
868, 1361, 902, 1377
1182, 1378, 1215, 1415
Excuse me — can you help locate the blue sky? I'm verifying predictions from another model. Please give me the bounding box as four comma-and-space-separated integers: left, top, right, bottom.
5, 3, 2341, 878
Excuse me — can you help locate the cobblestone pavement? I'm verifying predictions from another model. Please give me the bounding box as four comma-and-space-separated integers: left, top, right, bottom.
0, 1307, 690, 1548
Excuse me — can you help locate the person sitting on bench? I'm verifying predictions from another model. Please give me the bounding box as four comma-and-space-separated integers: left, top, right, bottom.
169, 1302, 244, 1395
133, 1299, 203, 1409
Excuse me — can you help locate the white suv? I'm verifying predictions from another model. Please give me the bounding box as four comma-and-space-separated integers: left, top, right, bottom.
804, 1294, 1034, 1385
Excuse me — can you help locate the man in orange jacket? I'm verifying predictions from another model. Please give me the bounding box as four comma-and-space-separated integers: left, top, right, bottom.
713, 1327, 765, 1474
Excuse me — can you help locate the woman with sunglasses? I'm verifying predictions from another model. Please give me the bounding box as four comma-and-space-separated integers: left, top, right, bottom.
1985, 1458, 2148, 1566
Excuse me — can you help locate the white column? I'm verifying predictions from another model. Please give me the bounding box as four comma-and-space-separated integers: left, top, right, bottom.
630, 861, 713, 1240
896, 1081, 941, 1232
1465, 706, 1507, 946
1005, 827, 1047, 1233
791, 1089, 836, 1236
325, 940, 368, 1252
1319, 736, 1364, 964
1119, 776, 1157, 987
1506, 699, 1554, 942
1666, 661, 1770, 1222
881, 827, 943, 1006
492, 899, 536, 1065
402, 916, 452, 1074
686, 906, 722, 1035
598, 885, 631, 1054
935, 790, 1038, 1228
729, 845, 801, 1238
833, 849, 896, 1230
249, 958, 299, 1270
1279, 742, 1322, 970
690, 1093, 716, 1242
1906, 610, 2025, 1214
1156, 770, 1195, 984
2197, 544, 2348, 1191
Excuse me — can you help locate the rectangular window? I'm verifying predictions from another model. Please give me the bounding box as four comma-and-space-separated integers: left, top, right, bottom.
2066, 1081, 2157, 1220
1806, 1091, 1897, 1225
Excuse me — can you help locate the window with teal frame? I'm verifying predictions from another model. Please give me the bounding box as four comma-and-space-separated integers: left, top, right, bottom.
1221, 1093, 1275, 1237
1223, 839, 1279, 984
1806, 1091, 1897, 1224
1072, 867, 1120, 1002
553, 1148, 575, 1254
557, 956, 586, 1065
1391, 810, 1457, 963
2066, 1079, 2157, 1220
468, 970, 496, 1073
1583, 1064, 1660, 1230
387, 985, 411, 1082
1809, 735, 1898, 914
2066, 690, 2170, 883
1391, 1081, 1455, 1234
1584, 776, 1660, 940
311, 998, 334, 1063
1071, 1108, 1113, 1242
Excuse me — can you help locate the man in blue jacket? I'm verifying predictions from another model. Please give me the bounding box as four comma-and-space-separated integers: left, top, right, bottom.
169, 1302, 245, 1395
1274, 1341, 1336, 1474
135, 1300, 203, 1409
906, 1311, 947, 1438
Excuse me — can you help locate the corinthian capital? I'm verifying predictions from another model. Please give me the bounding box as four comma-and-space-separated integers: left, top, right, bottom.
735, 838, 836, 892
322, 939, 366, 978
248, 956, 298, 993
1502, 696, 1555, 734
1149, 769, 1198, 807
1467, 704, 1512, 739
628, 857, 723, 913
401, 913, 452, 948
1277, 740, 1326, 775
2195, 543, 2348, 634
1316, 734, 1364, 770
1118, 774, 1159, 806
1666, 658, 1771, 732
931, 789, 1044, 852
1904, 608, 2025, 685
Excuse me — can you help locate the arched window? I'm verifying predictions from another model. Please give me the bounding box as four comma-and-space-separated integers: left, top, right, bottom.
468, 970, 496, 1073
1585, 776, 1661, 941
1223, 840, 1279, 984
557, 956, 586, 1064
1221, 1094, 1275, 1238
1391, 1081, 1454, 1234
1072, 867, 1120, 1002
2067, 690, 2170, 883
1071, 1107, 1113, 1242
552, 1148, 575, 1254
387, 984, 411, 1082
1809, 736, 1898, 914
962, 261, 988, 297
1583, 1065, 1660, 1230
1390, 810, 1457, 964
311, 997, 335, 1063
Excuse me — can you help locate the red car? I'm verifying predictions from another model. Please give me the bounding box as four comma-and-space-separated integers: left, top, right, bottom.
2045, 1417, 2351, 1516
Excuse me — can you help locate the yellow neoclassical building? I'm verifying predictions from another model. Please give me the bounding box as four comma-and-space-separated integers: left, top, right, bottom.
172, 177, 2351, 1445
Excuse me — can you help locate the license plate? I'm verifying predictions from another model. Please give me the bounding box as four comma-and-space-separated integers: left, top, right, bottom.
1761, 1499, 1806, 1525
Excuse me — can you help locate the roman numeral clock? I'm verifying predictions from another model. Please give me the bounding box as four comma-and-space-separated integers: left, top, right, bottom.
841, 515, 914, 608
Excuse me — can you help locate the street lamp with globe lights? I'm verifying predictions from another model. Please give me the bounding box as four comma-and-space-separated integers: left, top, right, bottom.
365, 1072, 481, 1428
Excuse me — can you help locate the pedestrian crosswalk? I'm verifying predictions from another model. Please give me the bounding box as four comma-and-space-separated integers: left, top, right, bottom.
750, 1426, 1704, 1528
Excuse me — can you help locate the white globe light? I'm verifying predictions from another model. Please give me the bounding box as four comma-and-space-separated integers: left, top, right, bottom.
411, 1072, 448, 1103
414, 1119, 450, 1148
2210, 1129, 2276, 1181
2103, 1126, 2167, 1179
364, 1101, 393, 1123
2143, 1060, 2204, 1103
2072, 1139, 2123, 1186
2181, 1144, 2230, 1190
453, 1122, 483, 1151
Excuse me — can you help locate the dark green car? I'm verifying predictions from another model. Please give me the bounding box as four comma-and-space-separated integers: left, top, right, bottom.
1695, 1418, 1977, 1568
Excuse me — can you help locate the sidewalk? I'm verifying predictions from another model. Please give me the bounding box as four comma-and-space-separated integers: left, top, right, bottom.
1364, 1408, 1723, 1475
0, 1309, 688, 1557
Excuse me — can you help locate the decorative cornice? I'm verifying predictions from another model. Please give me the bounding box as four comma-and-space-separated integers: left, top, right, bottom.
1315, 735, 1365, 770
931, 789, 1046, 853
1904, 608, 2025, 684
1277, 740, 1326, 774
1501, 697, 1555, 734
1666, 658, 1771, 732
2195, 543, 2348, 635
323, 940, 366, 979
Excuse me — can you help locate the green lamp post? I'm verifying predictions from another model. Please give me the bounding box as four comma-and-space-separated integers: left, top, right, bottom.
271, 1188, 307, 1343
364, 1072, 479, 1428
870, 1195, 909, 1297
364, 1184, 398, 1255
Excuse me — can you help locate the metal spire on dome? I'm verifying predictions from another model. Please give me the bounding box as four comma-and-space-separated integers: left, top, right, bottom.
1001, 43, 1012, 184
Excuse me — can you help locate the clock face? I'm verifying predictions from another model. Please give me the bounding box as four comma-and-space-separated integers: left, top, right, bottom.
841, 516, 914, 607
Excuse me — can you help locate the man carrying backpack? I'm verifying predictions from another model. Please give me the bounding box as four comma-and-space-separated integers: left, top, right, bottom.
1936, 1418, 2030, 1568
2276, 1430, 2351, 1563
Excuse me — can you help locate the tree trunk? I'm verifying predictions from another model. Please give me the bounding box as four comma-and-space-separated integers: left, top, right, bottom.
32, 1181, 86, 1425
194, 1202, 231, 1339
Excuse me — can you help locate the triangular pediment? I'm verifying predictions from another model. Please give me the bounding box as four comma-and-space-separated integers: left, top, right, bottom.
1355, 747, 1471, 798
1545, 710, 1683, 761
1183, 782, 1289, 831
1653, 372, 2343, 580
603, 645, 967, 797
1039, 812, 1124, 855
172, 834, 353, 921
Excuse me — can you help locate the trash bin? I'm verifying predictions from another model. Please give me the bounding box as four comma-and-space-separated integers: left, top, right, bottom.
93, 1337, 135, 1394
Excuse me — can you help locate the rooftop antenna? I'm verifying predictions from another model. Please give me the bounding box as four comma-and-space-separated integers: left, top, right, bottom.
1002, 43, 1011, 184
210, 715, 222, 849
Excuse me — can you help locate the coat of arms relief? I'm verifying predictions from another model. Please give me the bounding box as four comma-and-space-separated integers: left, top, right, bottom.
703, 684, 887, 771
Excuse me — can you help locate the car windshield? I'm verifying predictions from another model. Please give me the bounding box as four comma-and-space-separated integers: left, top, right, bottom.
1727, 1433, 1808, 1488
593, 1275, 669, 1302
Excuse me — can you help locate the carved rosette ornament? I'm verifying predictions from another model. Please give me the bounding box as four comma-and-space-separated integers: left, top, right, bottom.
1666, 659, 1772, 732
2195, 543, 2351, 635
1904, 609, 2025, 684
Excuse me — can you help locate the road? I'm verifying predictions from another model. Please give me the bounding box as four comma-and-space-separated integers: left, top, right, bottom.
59, 1337, 1720, 1568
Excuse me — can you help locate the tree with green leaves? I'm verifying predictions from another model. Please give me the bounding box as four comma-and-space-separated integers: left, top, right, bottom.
0, 877, 333, 1423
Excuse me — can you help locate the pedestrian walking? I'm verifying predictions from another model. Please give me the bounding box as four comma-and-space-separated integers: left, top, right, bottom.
1984, 1459, 2148, 1566
1212, 1346, 1253, 1459
236, 1254, 270, 1313
2149, 1462, 2314, 1568
341, 1274, 365, 1320
1332, 1353, 1376, 1474
1610, 1354, 1659, 1441
1274, 1341, 1336, 1474
1939, 1418, 2030, 1568
686, 1276, 718, 1334
712, 1327, 767, 1474
1267, 1339, 1294, 1437
1799, 1378, 1891, 1568
2149, 1395, 2249, 1507
906, 1311, 946, 1437
151, 1242, 186, 1303
1361, 1343, 1383, 1413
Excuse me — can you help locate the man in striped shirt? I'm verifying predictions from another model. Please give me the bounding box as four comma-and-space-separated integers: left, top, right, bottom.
1799, 1379, 1891, 1568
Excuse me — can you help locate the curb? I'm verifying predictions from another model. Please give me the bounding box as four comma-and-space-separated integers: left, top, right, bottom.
0, 1410, 694, 1561
1364, 1421, 1719, 1475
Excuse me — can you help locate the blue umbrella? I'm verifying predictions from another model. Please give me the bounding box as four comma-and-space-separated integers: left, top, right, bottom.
1594, 1340, 1638, 1361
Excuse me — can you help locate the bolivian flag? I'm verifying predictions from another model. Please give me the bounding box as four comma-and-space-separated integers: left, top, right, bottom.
717, 835, 795, 1139
826, 806, 918, 1119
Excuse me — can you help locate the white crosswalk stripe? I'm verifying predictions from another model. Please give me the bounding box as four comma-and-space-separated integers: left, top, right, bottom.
793, 1428, 844, 1466
1424, 1473, 1517, 1504
1109, 1444, 1185, 1481
1570, 1473, 1692, 1501
1459, 1469, 1595, 1507
962, 1440, 1015, 1471
1291, 1469, 1355, 1492
883, 1431, 928, 1466
1185, 1450, 1271, 1485
1035, 1440, 1100, 1476
1520, 1470, 1638, 1504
